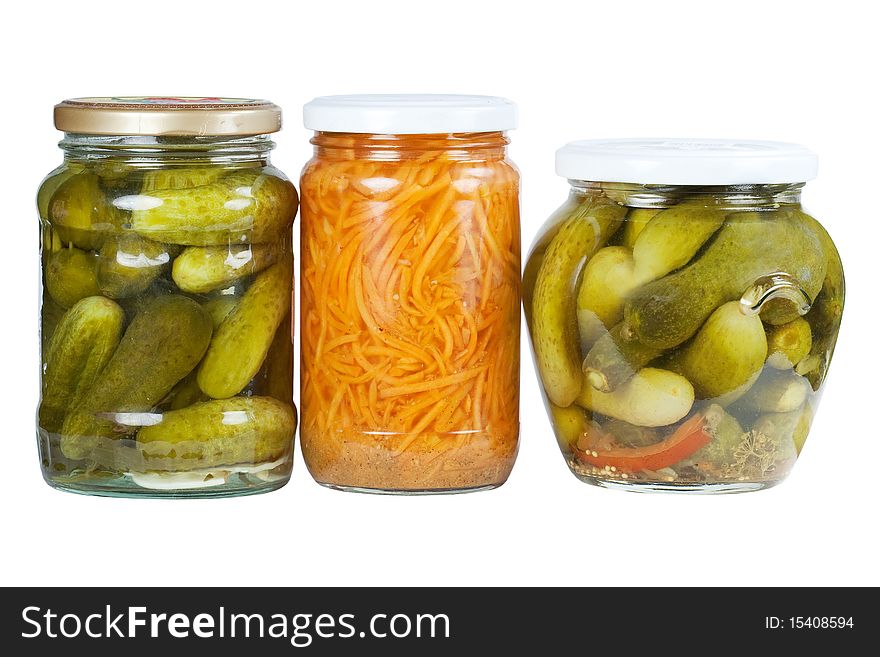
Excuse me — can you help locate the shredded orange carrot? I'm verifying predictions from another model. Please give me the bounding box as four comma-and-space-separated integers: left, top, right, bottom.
300, 132, 520, 490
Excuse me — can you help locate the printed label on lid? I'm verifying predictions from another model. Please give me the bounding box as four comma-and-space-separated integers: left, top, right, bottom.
64, 97, 270, 108
594, 139, 782, 153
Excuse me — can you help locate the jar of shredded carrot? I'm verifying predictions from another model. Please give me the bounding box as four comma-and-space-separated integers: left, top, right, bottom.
300, 95, 521, 493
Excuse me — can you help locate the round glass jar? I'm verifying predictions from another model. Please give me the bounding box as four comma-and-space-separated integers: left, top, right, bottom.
524, 139, 844, 493
37, 97, 298, 498
300, 95, 521, 494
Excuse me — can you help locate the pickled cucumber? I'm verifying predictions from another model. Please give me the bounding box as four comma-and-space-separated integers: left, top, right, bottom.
60, 295, 213, 459
794, 402, 814, 454
624, 211, 827, 350
796, 210, 844, 389
130, 169, 297, 245
117, 279, 178, 321
523, 210, 568, 326
45, 247, 100, 308
164, 372, 208, 411
664, 301, 767, 401
94, 160, 139, 193
735, 369, 811, 414
198, 260, 292, 399
687, 403, 745, 469
576, 246, 639, 348
620, 208, 661, 250
172, 243, 280, 294
141, 167, 225, 193
39, 297, 125, 433
253, 315, 294, 403
577, 367, 694, 427
800, 211, 844, 336
97, 233, 178, 299
137, 397, 296, 469
40, 296, 66, 357
42, 225, 65, 255
38, 164, 81, 221
601, 418, 660, 448
202, 295, 240, 329
49, 172, 118, 250
766, 317, 812, 369
749, 411, 802, 467
531, 196, 627, 406
582, 322, 663, 392
632, 200, 727, 284
549, 403, 588, 451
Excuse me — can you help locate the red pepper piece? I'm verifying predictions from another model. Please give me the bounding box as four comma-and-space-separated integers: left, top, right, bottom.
574, 413, 710, 472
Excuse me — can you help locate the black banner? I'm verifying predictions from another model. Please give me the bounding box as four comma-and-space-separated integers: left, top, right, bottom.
0, 587, 868, 653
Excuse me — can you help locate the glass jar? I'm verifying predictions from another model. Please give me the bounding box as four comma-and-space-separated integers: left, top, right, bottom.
37, 97, 298, 497
300, 95, 521, 494
525, 139, 844, 493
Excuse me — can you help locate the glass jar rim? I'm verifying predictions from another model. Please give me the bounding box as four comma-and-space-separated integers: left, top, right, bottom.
568, 181, 804, 210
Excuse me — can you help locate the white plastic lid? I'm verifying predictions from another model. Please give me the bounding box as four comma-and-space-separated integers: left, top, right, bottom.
303, 94, 517, 134
555, 138, 818, 185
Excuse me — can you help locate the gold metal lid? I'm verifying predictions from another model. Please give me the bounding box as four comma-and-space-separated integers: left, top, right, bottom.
54, 96, 282, 136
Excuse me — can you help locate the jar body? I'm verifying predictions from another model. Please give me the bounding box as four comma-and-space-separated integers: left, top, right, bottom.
524, 183, 843, 492
37, 135, 298, 497
300, 132, 521, 493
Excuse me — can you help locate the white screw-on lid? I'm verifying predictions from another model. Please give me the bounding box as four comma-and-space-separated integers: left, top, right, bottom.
303, 94, 517, 135
555, 138, 818, 185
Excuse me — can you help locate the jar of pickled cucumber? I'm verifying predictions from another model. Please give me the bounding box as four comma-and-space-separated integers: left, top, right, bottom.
37, 97, 298, 497
300, 95, 521, 494
525, 139, 844, 493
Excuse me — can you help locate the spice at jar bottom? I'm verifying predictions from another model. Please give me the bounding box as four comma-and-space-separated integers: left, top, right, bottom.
300, 95, 521, 493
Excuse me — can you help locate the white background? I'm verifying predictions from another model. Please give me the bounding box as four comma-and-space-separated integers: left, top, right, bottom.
1, 0, 877, 587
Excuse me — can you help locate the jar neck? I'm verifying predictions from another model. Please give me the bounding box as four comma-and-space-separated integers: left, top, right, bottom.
311, 131, 509, 161
59, 133, 274, 167
571, 181, 804, 209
